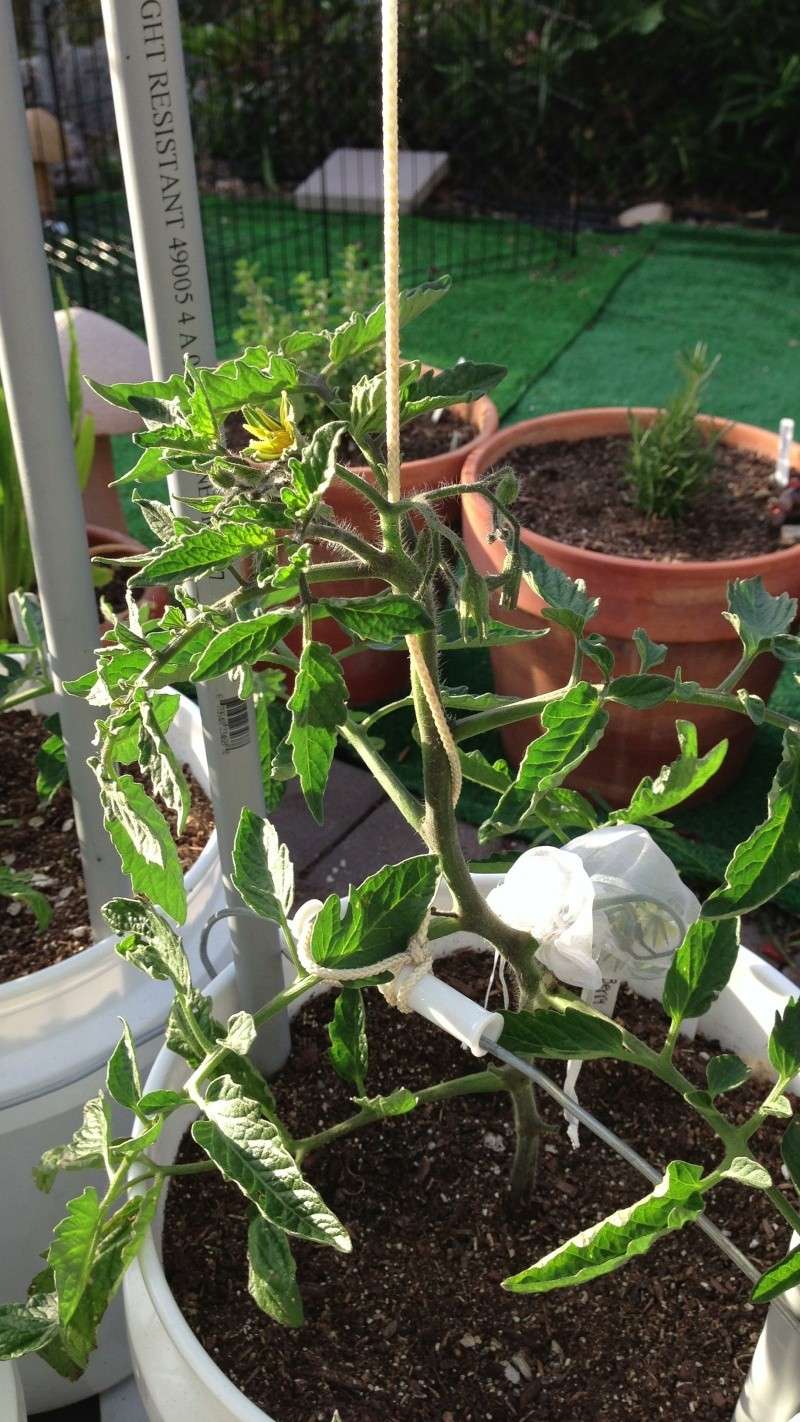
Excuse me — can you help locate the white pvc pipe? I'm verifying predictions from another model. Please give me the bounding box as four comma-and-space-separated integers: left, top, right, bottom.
404, 973, 502, 1056
99, 0, 290, 1070
0, 0, 127, 936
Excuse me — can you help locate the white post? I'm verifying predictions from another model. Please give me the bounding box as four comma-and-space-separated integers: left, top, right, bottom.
0, 0, 127, 936
99, 0, 290, 1071
734, 1232, 800, 1422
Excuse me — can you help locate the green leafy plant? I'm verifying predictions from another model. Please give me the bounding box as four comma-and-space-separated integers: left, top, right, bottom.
625, 342, 723, 520
5, 279, 800, 1383
0, 287, 95, 642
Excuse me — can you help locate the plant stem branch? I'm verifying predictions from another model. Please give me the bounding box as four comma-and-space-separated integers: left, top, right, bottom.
339, 715, 425, 833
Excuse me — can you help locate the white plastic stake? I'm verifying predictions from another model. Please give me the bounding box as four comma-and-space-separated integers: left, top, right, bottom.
775, 418, 795, 488
734, 1232, 800, 1422
99, 0, 290, 1071
0, 0, 127, 937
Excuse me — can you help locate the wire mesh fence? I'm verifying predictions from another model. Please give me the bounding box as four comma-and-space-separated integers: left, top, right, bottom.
14, 0, 580, 349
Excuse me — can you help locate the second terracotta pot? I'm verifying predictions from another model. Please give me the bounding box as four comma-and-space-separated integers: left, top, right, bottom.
292, 392, 499, 706
461, 408, 800, 806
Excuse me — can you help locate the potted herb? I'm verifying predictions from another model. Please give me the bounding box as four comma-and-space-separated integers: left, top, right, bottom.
461, 345, 800, 803
231, 253, 499, 702
2, 287, 800, 1420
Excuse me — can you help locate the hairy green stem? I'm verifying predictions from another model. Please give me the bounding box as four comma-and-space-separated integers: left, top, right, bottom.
294, 1069, 503, 1165
339, 715, 425, 833
506, 1069, 543, 1206
252, 973, 317, 1028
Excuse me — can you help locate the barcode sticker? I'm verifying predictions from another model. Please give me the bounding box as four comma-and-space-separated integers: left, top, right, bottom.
218, 694, 251, 751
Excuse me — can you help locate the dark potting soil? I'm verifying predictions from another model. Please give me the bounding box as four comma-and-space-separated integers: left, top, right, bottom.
162, 951, 793, 1422
0, 709, 214, 984
338, 409, 478, 468
506, 435, 782, 561
224, 409, 477, 466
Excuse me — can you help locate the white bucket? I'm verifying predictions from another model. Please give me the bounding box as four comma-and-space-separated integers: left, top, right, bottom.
120, 876, 800, 1422
0, 1363, 26, 1422
1, 694, 224, 1413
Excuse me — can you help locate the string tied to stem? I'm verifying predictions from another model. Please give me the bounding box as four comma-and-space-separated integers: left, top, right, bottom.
294, 898, 434, 1015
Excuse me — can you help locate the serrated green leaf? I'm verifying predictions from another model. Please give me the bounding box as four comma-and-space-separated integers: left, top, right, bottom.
48, 1188, 102, 1324
104, 899, 191, 991
458, 747, 512, 794
196, 351, 297, 419
34, 1095, 111, 1193
36, 720, 68, 802
283, 421, 344, 515
129, 522, 279, 588
400, 361, 506, 421
327, 276, 450, 366
503, 1161, 705, 1294
482, 683, 608, 836
224, 1011, 257, 1056
499, 1006, 627, 1060
351, 1087, 418, 1119
247, 1216, 304, 1327
436, 609, 548, 650
722, 1156, 772, 1189
327, 989, 368, 1095
95, 768, 187, 923
768, 998, 800, 1082
607, 674, 674, 709
232, 807, 294, 925
579, 633, 614, 680
322, 593, 433, 644
137, 1089, 187, 1115
703, 730, 800, 918
138, 699, 191, 834
193, 1076, 350, 1251
706, 1054, 750, 1096
0, 1294, 60, 1360
107, 1021, 141, 1111
108, 692, 180, 766
752, 1243, 800, 1303
87, 372, 189, 421
611, 721, 728, 825
738, 690, 766, 725
725, 577, 797, 658
633, 627, 668, 672
287, 642, 348, 822
309, 855, 438, 973
781, 1120, 800, 1194
662, 917, 739, 1024
192, 611, 297, 681
519, 546, 599, 636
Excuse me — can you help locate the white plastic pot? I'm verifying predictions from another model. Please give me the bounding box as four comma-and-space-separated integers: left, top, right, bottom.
122, 875, 800, 1422
0, 1362, 26, 1421
1, 694, 224, 1413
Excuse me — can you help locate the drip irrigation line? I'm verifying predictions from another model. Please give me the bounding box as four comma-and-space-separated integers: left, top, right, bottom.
481, 1036, 800, 1335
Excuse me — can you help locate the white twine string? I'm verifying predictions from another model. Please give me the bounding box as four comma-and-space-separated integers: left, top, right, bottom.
381, 0, 462, 807
294, 899, 434, 1014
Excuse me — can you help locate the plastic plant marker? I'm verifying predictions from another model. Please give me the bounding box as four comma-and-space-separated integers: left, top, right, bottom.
99, 0, 290, 1070
0, 0, 127, 934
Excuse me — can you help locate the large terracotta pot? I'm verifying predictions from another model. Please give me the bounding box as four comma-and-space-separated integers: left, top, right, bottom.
461, 409, 800, 806
292, 392, 499, 706
87, 522, 167, 626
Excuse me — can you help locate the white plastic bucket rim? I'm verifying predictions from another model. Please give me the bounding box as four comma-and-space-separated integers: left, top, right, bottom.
124, 874, 800, 1422
0, 691, 223, 1113
0, 1361, 26, 1421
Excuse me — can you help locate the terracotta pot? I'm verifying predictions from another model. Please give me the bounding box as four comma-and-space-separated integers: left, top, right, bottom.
461, 409, 800, 806
291, 393, 500, 706
87, 523, 167, 627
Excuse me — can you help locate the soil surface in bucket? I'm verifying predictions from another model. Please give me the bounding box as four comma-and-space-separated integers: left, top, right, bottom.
0, 709, 213, 983
163, 951, 792, 1422
224, 408, 477, 465
507, 436, 781, 561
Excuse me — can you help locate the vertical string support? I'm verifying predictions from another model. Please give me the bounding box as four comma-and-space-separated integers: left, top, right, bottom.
381, 0, 402, 506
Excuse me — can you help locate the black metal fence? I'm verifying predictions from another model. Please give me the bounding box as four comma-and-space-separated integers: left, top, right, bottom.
15, 0, 580, 347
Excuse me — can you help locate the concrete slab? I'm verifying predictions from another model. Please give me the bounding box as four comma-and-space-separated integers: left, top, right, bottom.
99, 1377, 147, 1422
297, 795, 482, 901
271, 760, 383, 875
295, 147, 448, 215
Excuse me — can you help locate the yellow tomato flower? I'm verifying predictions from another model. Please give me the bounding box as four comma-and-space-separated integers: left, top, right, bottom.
242, 391, 295, 461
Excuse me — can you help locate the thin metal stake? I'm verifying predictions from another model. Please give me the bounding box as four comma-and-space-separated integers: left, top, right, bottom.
481, 1036, 800, 1335
0, 0, 127, 935
99, 0, 290, 1071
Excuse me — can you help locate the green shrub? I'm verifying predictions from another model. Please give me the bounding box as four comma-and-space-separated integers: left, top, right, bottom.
625, 343, 722, 521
